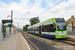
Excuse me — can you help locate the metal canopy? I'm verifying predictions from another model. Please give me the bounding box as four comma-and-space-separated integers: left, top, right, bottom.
2, 20, 13, 24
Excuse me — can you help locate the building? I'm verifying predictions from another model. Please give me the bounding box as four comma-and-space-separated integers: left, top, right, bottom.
66, 15, 75, 27
66, 15, 75, 35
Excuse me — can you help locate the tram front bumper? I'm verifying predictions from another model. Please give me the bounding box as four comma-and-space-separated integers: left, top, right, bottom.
56, 35, 67, 38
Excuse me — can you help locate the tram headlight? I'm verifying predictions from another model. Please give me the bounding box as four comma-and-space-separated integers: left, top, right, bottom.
57, 32, 67, 35
57, 33, 59, 35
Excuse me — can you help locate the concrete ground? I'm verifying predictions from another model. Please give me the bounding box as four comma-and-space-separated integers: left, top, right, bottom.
0, 32, 29, 50
17, 33, 29, 50
28, 38, 59, 50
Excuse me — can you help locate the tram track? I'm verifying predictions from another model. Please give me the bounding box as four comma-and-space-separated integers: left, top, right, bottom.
60, 37, 75, 46
20, 31, 75, 47
66, 37, 75, 42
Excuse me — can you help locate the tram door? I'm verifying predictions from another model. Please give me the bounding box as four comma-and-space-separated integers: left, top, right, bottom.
34, 28, 35, 34
39, 26, 41, 36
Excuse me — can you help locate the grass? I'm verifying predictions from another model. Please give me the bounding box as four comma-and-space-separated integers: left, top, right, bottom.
49, 43, 56, 45
34, 36, 35, 37
54, 39, 59, 42
37, 36, 39, 38
43, 40, 48, 43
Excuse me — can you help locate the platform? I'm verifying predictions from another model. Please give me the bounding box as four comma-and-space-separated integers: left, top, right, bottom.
67, 35, 75, 39
0, 32, 29, 50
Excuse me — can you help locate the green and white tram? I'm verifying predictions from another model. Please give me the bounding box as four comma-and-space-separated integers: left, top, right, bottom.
27, 18, 67, 38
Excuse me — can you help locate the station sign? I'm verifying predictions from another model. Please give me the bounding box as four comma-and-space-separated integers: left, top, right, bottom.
68, 24, 72, 27
67, 24, 72, 32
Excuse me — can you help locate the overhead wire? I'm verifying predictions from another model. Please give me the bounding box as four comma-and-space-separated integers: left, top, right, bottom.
12, 0, 35, 20
37, 0, 63, 17
25, 0, 35, 18
13, 0, 63, 19
12, 17, 30, 19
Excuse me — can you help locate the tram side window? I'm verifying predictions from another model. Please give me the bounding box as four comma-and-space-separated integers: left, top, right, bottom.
28, 29, 30, 31
32, 28, 33, 31
50, 24, 56, 32
42, 26, 44, 31
31, 28, 33, 31
42, 25, 49, 32
34, 28, 36, 31
29, 28, 30, 31
42, 24, 56, 32
33, 28, 35, 31
35, 27, 38, 31
36, 27, 38, 31
44, 25, 48, 32
29, 28, 31, 31
30, 28, 31, 31
27, 29, 29, 31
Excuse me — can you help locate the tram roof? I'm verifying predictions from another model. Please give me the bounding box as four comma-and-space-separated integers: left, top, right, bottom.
28, 18, 65, 28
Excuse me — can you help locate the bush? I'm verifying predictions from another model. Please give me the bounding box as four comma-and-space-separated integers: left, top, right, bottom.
73, 27, 75, 28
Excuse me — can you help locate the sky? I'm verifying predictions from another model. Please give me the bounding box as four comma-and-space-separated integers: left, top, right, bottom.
0, 0, 75, 28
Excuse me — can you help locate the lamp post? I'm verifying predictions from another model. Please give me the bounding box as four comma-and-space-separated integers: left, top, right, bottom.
11, 10, 13, 27
72, 22, 74, 35
7, 10, 13, 34
10, 10, 13, 34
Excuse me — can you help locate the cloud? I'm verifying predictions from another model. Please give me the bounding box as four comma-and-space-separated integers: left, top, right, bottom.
0, 0, 75, 28
39, 0, 75, 21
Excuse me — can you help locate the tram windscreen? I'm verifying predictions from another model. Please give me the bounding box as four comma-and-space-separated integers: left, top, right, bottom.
55, 19, 66, 31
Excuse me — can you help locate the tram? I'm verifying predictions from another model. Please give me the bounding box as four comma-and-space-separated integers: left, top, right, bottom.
27, 18, 67, 39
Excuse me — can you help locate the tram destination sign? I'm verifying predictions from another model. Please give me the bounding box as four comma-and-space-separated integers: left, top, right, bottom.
55, 18, 65, 22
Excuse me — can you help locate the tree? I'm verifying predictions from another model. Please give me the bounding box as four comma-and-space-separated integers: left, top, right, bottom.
8, 24, 14, 27
23, 24, 29, 31
23, 26, 25, 31
4, 25, 7, 32
29, 17, 40, 25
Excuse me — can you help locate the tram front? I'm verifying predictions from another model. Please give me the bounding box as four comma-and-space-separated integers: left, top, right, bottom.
55, 18, 67, 38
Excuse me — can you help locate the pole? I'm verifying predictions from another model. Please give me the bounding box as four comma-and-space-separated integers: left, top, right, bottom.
11, 10, 13, 33
3, 23, 4, 38
17, 23, 19, 32
72, 22, 74, 35
11, 10, 13, 27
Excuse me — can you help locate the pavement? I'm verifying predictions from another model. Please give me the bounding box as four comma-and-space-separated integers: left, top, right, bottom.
67, 35, 75, 39
0, 32, 29, 50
